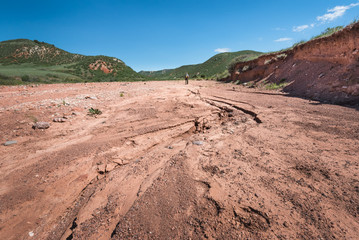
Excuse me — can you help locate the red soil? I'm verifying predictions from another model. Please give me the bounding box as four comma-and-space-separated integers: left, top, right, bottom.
0, 81, 358, 239
227, 22, 359, 105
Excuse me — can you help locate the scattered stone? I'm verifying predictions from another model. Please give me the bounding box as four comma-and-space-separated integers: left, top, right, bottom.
166, 146, 173, 149
193, 141, 204, 146
97, 164, 106, 174
32, 122, 50, 129
112, 158, 130, 166
106, 162, 118, 172
4, 140, 17, 146
29, 231, 34, 237
85, 96, 98, 100
53, 117, 66, 123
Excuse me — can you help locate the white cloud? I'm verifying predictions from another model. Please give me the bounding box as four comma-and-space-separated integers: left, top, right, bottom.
317, 2, 359, 22
293, 25, 309, 32
214, 48, 231, 53
275, 38, 293, 42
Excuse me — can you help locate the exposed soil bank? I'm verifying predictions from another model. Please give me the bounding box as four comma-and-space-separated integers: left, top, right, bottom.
226, 22, 359, 105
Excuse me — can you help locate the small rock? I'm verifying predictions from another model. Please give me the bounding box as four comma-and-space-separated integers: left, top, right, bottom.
53, 118, 66, 123
106, 162, 117, 172
29, 231, 34, 237
193, 141, 204, 146
112, 157, 130, 165
97, 164, 106, 174
4, 140, 17, 146
166, 146, 173, 149
32, 122, 50, 129
85, 96, 97, 100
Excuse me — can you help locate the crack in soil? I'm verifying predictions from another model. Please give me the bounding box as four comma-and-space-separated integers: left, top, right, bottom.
206, 98, 262, 123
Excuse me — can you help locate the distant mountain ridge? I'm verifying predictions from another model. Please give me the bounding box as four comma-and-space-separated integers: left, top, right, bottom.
0, 39, 144, 84
0, 39, 263, 85
139, 50, 263, 80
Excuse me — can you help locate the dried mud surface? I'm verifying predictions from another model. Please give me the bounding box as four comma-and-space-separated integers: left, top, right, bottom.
0, 81, 358, 239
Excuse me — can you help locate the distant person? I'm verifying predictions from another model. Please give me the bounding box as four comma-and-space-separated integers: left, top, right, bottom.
185, 73, 189, 85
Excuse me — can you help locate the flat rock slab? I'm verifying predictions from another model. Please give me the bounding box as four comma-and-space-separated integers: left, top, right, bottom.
193, 141, 204, 145
4, 140, 17, 146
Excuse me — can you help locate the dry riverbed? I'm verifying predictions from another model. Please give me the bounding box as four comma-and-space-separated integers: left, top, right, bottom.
0, 81, 358, 239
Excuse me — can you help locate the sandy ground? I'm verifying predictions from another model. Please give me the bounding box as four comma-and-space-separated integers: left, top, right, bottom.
0, 80, 358, 239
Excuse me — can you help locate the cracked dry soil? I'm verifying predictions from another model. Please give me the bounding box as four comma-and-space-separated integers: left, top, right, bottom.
0, 81, 358, 239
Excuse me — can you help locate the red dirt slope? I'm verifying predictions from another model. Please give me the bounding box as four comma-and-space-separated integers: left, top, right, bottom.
226, 22, 359, 105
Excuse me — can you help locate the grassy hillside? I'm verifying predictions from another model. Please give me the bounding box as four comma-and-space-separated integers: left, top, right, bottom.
0, 39, 144, 85
139, 50, 263, 80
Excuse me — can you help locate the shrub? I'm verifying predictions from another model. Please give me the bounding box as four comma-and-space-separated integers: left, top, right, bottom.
88, 108, 102, 116
21, 75, 30, 82
311, 26, 343, 40
292, 40, 306, 47
265, 82, 288, 90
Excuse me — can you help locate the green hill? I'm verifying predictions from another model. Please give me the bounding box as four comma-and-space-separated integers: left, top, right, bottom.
0, 39, 144, 85
139, 50, 263, 80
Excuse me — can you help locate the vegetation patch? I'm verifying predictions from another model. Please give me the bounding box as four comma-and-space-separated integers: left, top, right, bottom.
88, 108, 102, 116
0, 39, 144, 85
141, 50, 263, 80
311, 26, 344, 40
265, 82, 288, 90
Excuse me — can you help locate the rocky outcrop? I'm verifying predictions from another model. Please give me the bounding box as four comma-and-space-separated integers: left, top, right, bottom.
89, 60, 114, 74
226, 22, 359, 104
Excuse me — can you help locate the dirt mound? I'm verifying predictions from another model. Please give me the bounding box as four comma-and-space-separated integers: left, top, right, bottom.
226, 22, 359, 105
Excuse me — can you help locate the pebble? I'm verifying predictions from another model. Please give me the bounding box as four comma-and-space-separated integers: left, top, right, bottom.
85, 96, 98, 100
193, 141, 204, 146
4, 140, 17, 146
32, 122, 50, 129
53, 118, 66, 123
29, 231, 34, 237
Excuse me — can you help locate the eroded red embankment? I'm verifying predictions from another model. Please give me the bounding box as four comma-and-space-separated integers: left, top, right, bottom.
227, 22, 359, 104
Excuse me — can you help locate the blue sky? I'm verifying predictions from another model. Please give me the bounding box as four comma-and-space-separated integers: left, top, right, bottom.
1, 0, 358, 71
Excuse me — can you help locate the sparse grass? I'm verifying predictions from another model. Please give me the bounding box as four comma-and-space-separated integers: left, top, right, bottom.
350, 18, 359, 25
59, 100, 69, 106
120, 92, 124, 97
88, 107, 102, 116
311, 26, 344, 40
26, 114, 38, 123
265, 82, 288, 90
242, 81, 256, 88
